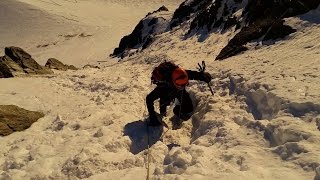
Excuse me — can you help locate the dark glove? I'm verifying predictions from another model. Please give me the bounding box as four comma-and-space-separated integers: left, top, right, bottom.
148, 113, 162, 126
202, 72, 212, 83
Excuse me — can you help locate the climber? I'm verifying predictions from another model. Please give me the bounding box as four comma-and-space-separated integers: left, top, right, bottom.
146, 61, 212, 126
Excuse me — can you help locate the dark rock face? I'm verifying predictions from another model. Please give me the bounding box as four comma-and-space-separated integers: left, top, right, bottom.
83, 64, 100, 69
215, 0, 319, 60
174, 0, 320, 60
5, 46, 53, 74
170, 0, 211, 29
149, 0, 320, 60
186, 0, 243, 35
113, 0, 319, 60
45, 58, 68, 71
112, 6, 171, 58
67, 65, 78, 70
0, 60, 14, 78
45, 58, 77, 71
146, 5, 169, 17
0, 105, 44, 136
0, 55, 25, 76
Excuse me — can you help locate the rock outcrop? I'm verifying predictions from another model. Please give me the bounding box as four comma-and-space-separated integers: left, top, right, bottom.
0, 59, 13, 78
45, 58, 78, 71
115, 0, 320, 60
182, 0, 320, 60
0, 47, 73, 78
0, 105, 44, 136
112, 6, 170, 58
170, 0, 211, 29
82, 64, 100, 69
215, 0, 320, 60
4, 46, 53, 74
0, 55, 25, 76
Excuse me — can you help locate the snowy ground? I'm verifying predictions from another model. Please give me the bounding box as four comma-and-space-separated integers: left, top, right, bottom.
0, 0, 320, 180
0, 0, 182, 66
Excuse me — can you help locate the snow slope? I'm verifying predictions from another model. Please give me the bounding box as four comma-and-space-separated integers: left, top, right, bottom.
0, 0, 182, 66
0, 1, 320, 180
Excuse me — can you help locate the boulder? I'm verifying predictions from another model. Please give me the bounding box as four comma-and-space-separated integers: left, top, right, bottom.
45, 58, 78, 71
45, 58, 68, 71
5, 46, 53, 74
67, 65, 78, 70
112, 6, 171, 58
83, 64, 100, 69
0, 105, 44, 136
0, 59, 14, 78
0, 55, 25, 76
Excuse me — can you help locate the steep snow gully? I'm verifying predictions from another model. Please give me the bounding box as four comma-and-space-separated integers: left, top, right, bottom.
60, 60, 320, 179
149, 69, 320, 179
0, 55, 319, 179
112, 57, 320, 179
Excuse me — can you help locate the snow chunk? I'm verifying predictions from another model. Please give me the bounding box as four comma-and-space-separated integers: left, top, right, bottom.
104, 137, 131, 153
47, 115, 66, 131
272, 142, 308, 160
164, 145, 205, 175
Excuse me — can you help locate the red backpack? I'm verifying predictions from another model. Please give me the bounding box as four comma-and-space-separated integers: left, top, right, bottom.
151, 61, 178, 84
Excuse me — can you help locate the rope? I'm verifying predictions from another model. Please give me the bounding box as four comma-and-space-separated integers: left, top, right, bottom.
144, 86, 184, 179
144, 88, 178, 180
178, 90, 184, 120
143, 100, 151, 180
146, 121, 151, 180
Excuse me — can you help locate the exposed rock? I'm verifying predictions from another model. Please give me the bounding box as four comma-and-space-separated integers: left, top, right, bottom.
5, 46, 53, 74
45, 58, 68, 71
170, 0, 211, 29
0, 59, 14, 78
112, 0, 320, 60
67, 65, 78, 70
83, 64, 100, 69
45, 58, 78, 71
215, 0, 320, 60
112, 6, 172, 58
0, 56, 25, 76
187, 0, 243, 35
187, 0, 319, 60
0, 105, 44, 136
146, 5, 169, 17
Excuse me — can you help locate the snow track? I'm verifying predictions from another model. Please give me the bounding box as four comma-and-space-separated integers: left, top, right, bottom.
0, 58, 319, 179
0, 1, 320, 179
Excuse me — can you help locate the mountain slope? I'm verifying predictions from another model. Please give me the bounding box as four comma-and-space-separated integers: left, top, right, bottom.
0, 0, 319, 180
1, 0, 183, 66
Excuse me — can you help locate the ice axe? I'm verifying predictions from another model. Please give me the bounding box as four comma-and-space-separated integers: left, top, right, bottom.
197, 61, 214, 95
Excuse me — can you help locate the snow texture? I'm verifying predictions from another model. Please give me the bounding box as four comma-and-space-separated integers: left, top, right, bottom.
0, 0, 320, 180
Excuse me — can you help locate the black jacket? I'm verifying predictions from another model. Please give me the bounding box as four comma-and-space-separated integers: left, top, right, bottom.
146, 70, 207, 115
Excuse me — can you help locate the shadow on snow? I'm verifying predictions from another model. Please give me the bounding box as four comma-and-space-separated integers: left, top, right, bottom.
123, 119, 163, 154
